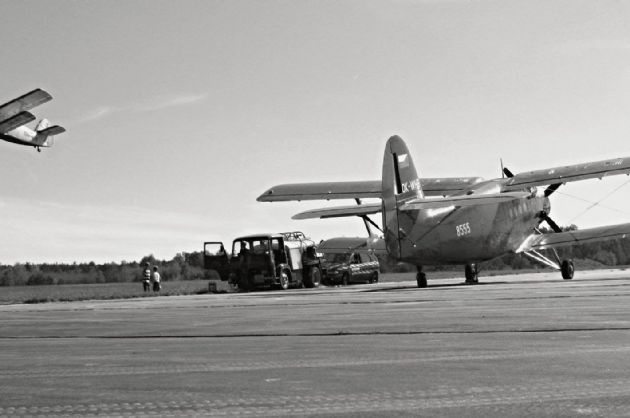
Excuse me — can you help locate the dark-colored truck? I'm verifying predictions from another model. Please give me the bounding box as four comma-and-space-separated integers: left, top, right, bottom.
204, 231, 323, 291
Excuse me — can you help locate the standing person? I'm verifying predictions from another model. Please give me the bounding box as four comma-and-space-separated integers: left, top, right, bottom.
142, 262, 151, 292
151, 266, 161, 292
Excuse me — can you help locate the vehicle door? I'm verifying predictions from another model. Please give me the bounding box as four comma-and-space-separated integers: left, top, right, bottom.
349, 252, 363, 282
203, 241, 229, 280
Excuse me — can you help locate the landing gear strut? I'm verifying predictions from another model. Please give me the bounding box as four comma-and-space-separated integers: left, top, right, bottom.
465, 263, 479, 284
416, 266, 427, 288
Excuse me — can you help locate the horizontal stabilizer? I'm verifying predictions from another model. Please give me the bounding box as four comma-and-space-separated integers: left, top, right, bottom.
292, 203, 382, 220
38, 125, 66, 136
0, 89, 52, 120
504, 156, 630, 190
400, 191, 530, 210
258, 177, 484, 202
0, 111, 36, 133
519, 223, 630, 252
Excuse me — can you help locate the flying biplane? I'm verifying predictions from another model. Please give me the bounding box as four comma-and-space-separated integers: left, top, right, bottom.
258, 135, 630, 287
0, 89, 66, 152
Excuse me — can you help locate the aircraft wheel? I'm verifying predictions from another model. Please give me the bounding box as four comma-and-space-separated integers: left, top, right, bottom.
304, 267, 321, 288
465, 264, 478, 284
342, 273, 349, 286
278, 270, 290, 290
416, 272, 427, 288
561, 260, 574, 280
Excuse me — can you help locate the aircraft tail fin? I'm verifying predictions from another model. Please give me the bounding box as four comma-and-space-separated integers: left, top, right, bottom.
35, 119, 50, 132
381, 135, 423, 259
33, 120, 65, 147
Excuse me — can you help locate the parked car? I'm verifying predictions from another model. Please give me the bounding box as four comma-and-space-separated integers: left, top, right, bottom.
319, 237, 381, 285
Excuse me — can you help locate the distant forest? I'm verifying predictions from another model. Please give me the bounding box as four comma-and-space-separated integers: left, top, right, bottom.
2, 227, 630, 286
0, 253, 210, 287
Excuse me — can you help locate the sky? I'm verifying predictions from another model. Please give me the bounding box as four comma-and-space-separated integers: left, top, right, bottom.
2, 0, 630, 263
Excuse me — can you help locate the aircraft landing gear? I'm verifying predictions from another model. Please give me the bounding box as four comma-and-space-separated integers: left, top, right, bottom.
465, 263, 479, 284
416, 266, 427, 288
561, 260, 574, 280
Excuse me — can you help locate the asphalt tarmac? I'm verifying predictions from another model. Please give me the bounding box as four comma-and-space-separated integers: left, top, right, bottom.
1, 269, 629, 417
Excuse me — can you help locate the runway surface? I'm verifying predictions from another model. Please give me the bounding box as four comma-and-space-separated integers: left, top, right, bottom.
1, 269, 629, 417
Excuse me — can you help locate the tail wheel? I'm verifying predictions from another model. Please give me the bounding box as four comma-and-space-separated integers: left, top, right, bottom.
370, 272, 379, 284
304, 267, 321, 288
279, 270, 290, 290
561, 260, 574, 280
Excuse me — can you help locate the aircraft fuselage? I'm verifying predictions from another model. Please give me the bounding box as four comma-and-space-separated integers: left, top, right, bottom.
390, 180, 547, 266
0, 126, 45, 147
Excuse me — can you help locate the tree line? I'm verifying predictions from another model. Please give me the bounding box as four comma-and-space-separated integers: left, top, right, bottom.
0, 252, 211, 287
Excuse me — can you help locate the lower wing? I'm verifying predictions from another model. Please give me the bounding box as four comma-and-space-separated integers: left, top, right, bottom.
519, 223, 630, 252
292, 203, 382, 220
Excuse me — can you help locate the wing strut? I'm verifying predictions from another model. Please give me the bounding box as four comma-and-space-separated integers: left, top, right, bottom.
354, 198, 383, 236
522, 250, 561, 270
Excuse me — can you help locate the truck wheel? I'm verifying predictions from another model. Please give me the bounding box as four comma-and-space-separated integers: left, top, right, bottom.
278, 270, 290, 290
304, 267, 321, 288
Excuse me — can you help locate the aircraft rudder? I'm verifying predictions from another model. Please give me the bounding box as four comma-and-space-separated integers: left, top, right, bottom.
381, 135, 424, 260
383, 135, 423, 199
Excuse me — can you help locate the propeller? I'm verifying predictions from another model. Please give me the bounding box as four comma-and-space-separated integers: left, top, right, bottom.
539, 211, 562, 233
501, 159, 514, 178
544, 183, 562, 197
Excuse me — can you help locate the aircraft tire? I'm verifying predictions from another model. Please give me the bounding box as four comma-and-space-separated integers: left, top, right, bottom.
561, 260, 574, 280
416, 272, 427, 288
465, 264, 478, 284
304, 267, 321, 288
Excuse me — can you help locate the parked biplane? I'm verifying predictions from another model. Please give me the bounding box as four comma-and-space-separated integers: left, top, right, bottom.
258, 135, 630, 287
0, 89, 65, 152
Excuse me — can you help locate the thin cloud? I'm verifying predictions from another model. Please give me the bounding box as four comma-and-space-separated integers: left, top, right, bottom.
74, 93, 208, 125
551, 39, 630, 56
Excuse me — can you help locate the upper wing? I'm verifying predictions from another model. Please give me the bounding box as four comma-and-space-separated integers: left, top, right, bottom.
292, 203, 382, 220
0, 89, 52, 122
503, 156, 630, 191
400, 191, 530, 211
257, 177, 483, 202
258, 181, 381, 202
519, 223, 630, 252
